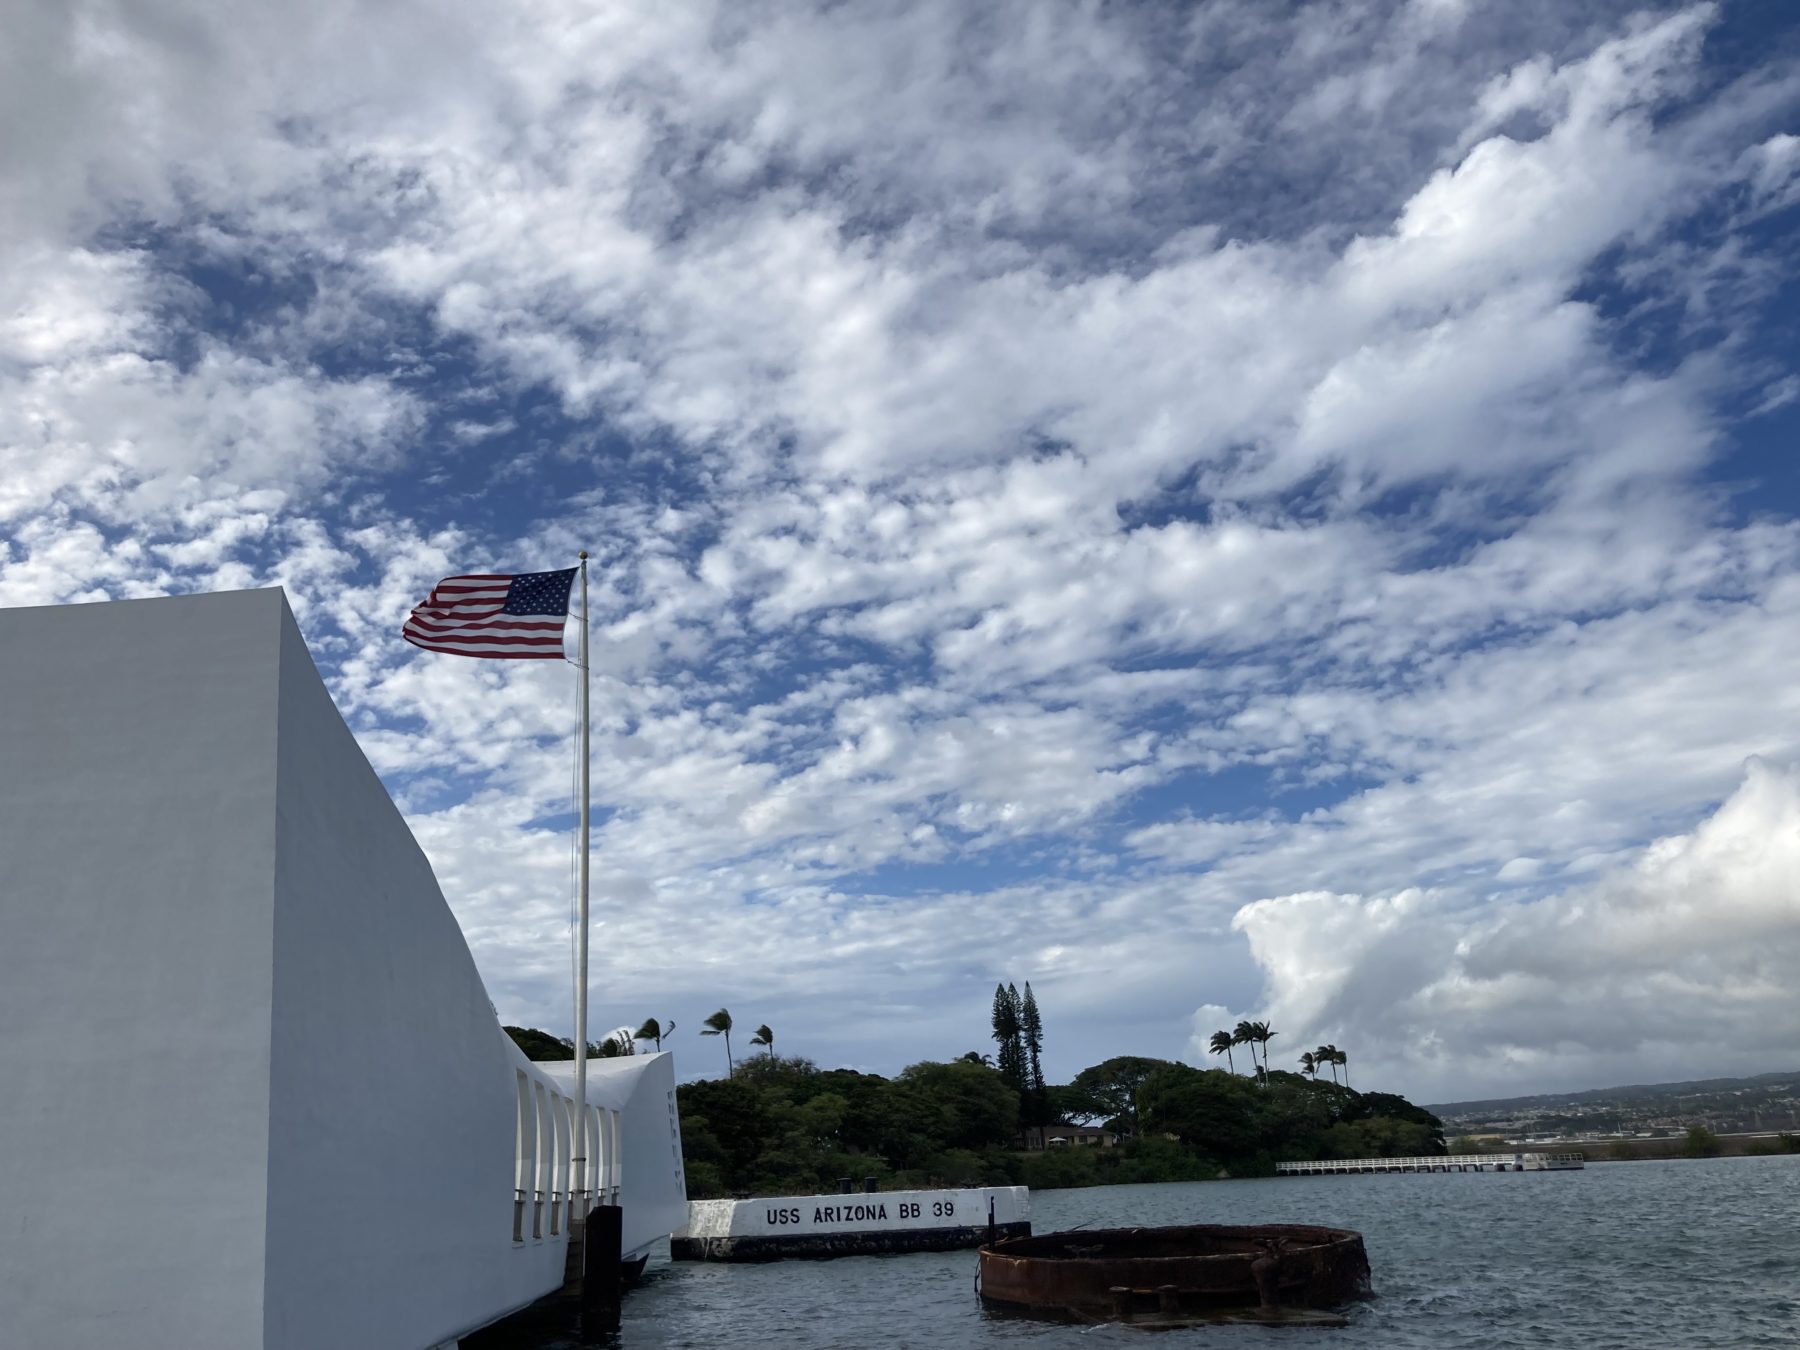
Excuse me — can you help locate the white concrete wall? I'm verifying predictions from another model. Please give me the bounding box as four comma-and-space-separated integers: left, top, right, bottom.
0, 590, 688, 1350
261, 610, 571, 1349
0, 591, 283, 1350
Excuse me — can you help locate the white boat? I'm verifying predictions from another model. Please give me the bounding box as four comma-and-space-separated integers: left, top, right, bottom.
0, 590, 687, 1350
1527, 1152, 1586, 1170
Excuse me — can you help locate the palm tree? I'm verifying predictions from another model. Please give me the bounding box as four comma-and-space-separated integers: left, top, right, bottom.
1208, 1029, 1236, 1074
700, 1007, 734, 1074
751, 1023, 775, 1058
595, 1025, 635, 1057
1231, 1020, 1259, 1075
635, 1017, 676, 1052
1315, 1044, 1339, 1086
1299, 1050, 1317, 1079
1335, 1046, 1350, 1090
1251, 1021, 1277, 1081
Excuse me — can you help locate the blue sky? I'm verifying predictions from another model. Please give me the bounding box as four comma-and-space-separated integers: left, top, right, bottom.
3, 0, 1797, 1100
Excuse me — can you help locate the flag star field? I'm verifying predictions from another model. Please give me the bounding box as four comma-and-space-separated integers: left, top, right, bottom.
2, 0, 1798, 1099
503, 572, 579, 619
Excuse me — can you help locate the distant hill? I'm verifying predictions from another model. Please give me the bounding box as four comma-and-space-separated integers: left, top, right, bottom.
1429, 1070, 1800, 1118
503, 1025, 574, 1060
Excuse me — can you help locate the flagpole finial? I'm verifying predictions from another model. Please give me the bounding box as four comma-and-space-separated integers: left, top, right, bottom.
579, 550, 588, 560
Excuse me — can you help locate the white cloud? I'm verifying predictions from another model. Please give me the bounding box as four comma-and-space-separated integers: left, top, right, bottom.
3, 0, 1797, 1098
1744, 131, 1800, 211
0, 241, 419, 534
1230, 760, 1800, 1099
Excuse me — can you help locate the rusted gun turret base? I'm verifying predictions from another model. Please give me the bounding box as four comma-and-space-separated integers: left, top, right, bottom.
978, 1222, 1371, 1326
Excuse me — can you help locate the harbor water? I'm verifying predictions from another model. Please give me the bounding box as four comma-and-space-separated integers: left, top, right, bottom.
493, 1154, 1799, 1348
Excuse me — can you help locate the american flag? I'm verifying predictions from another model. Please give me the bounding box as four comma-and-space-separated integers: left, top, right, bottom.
401, 568, 577, 659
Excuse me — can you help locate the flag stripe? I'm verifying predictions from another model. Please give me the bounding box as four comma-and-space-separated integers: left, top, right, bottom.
412, 609, 507, 623
402, 633, 566, 658
405, 634, 563, 645
401, 629, 565, 647
404, 616, 564, 635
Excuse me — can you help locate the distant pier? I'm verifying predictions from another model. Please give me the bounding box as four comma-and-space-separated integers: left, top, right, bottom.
1276, 1152, 1584, 1176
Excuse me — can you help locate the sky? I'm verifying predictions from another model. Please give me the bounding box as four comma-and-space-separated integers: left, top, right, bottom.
3, 0, 1797, 1104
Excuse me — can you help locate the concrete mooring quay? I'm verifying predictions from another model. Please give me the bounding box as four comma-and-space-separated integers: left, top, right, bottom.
1277, 1152, 1584, 1175
675, 1185, 1031, 1261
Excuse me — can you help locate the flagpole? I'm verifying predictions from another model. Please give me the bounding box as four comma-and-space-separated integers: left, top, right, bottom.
573, 551, 591, 1226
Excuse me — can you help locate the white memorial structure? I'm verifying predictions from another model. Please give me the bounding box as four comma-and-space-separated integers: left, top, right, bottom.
0, 589, 687, 1350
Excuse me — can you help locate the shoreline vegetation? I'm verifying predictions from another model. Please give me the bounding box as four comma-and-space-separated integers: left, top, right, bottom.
1512, 1127, 1800, 1163
505, 1022, 1800, 1195
506, 1024, 1450, 1197
672, 1056, 1451, 1197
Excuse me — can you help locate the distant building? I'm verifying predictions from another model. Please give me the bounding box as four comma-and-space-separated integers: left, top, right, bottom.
1024, 1125, 1119, 1150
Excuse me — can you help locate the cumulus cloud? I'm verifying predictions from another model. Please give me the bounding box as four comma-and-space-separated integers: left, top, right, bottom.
3, 0, 1798, 1096
1232, 760, 1800, 1098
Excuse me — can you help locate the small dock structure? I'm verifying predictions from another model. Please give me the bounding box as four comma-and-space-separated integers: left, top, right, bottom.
1277, 1152, 1584, 1176
675, 1185, 1029, 1261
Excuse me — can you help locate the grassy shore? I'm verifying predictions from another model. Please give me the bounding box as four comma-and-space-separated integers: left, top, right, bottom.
1459, 1133, 1799, 1163
1592, 1133, 1798, 1162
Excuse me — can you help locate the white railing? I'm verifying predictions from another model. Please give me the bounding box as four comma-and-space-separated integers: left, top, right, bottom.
511, 1071, 618, 1243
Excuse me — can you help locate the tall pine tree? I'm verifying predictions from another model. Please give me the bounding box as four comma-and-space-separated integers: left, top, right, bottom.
991, 982, 1026, 1094
1020, 982, 1047, 1126
1006, 983, 1027, 1093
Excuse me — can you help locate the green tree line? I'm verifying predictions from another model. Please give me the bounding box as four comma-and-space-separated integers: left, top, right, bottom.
671, 1051, 1445, 1198
507, 996, 1442, 1196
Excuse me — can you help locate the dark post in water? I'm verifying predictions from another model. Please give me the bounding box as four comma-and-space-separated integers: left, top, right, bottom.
583, 1205, 624, 1333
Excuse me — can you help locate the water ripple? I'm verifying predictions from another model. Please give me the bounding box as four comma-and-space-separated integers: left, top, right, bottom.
491, 1154, 1800, 1348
